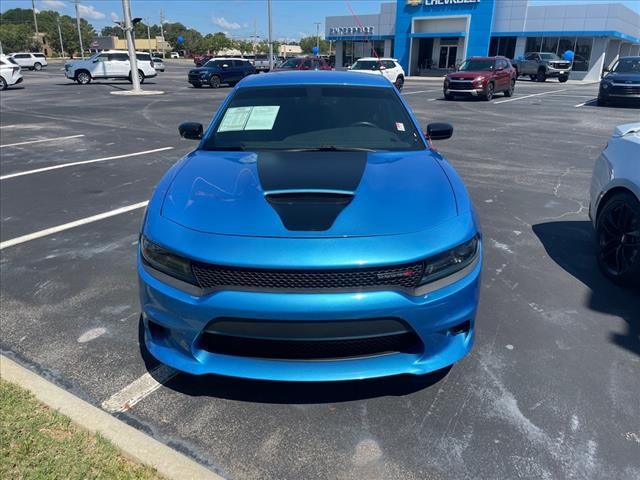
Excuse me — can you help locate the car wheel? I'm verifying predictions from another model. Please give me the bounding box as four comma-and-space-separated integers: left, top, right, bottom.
209, 75, 221, 88
504, 79, 515, 97
33, 62, 43, 71
395, 76, 404, 90
75, 70, 91, 85
482, 82, 494, 101
536, 69, 546, 82
0, 77, 7, 90
129, 70, 145, 84
529, 74, 536, 81
596, 192, 640, 286
558, 75, 568, 83
597, 96, 608, 106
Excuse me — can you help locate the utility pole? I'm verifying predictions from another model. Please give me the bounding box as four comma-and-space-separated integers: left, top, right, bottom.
32, 0, 39, 35
146, 19, 152, 56
254, 18, 257, 56
122, 0, 141, 92
57, 17, 65, 58
159, 9, 165, 58
314, 22, 321, 52
75, 0, 85, 59
267, 0, 273, 71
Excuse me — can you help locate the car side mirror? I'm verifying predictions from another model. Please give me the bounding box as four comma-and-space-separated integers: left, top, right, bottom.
426, 122, 453, 141
179, 122, 203, 140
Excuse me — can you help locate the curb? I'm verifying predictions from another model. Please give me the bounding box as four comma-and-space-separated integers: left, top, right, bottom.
0, 355, 224, 480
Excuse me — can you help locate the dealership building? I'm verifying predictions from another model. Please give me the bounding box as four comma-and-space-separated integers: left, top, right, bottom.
325, 0, 640, 80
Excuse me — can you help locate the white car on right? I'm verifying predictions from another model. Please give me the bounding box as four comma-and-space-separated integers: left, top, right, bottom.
589, 123, 640, 286
348, 57, 405, 90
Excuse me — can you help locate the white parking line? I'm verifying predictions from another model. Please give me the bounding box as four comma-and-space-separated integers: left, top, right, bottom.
0, 134, 85, 148
0, 201, 148, 250
575, 99, 597, 108
102, 365, 178, 413
493, 89, 567, 104
0, 147, 175, 180
403, 89, 439, 95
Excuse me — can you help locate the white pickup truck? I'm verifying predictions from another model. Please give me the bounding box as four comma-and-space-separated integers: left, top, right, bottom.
253, 54, 278, 72
64, 50, 156, 85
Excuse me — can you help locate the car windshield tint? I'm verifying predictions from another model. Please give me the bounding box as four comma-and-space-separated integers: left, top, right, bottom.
459, 60, 494, 71
612, 58, 640, 73
539, 53, 561, 60
202, 86, 424, 152
278, 58, 299, 69
204, 60, 228, 68
351, 60, 380, 70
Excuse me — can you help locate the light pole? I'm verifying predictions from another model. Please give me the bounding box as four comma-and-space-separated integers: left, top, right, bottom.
122, 0, 141, 92
159, 9, 165, 58
57, 17, 65, 58
75, 0, 85, 59
268, 0, 273, 71
32, 0, 39, 35
146, 19, 152, 56
314, 22, 321, 52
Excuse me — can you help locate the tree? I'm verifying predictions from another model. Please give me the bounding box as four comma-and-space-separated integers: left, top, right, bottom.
0, 24, 35, 52
203, 32, 231, 55
256, 40, 281, 55
234, 40, 254, 56
299, 36, 330, 54
101, 26, 124, 38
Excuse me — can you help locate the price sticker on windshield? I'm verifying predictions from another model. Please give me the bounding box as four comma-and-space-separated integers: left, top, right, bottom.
396, 122, 406, 132
218, 106, 280, 132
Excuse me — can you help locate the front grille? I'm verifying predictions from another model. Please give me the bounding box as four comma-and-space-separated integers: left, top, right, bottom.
551, 62, 571, 69
610, 85, 640, 95
191, 261, 425, 292
448, 81, 474, 90
199, 331, 422, 359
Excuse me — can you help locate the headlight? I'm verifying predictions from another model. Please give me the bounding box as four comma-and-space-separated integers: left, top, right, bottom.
474, 76, 485, 82
601, 81, 611, 89
140, 237, 198, 285
419, 236, 479, 286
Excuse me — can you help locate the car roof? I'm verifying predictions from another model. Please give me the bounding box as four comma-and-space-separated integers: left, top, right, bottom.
238, 70, 392, 88
356, 57, 398, 62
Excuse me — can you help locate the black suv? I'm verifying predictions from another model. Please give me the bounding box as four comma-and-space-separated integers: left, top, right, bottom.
188, 58, 256, 88
598, 56, 640, 106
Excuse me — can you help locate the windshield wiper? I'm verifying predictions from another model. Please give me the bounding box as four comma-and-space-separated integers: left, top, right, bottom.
285, 146, 378, 152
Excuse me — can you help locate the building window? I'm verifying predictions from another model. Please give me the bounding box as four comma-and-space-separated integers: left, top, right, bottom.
573, 37, 593, 71
526, 37, 542, 53
542, 37, 559, 53
489, 36, 517, 58
342, 40, 384, 67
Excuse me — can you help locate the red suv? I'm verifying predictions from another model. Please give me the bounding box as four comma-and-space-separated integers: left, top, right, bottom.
444, 56, 516, 101
274, 56, 331, 71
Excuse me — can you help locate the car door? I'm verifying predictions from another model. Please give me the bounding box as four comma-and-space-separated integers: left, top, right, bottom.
89, 53, 110, 78
13, 54, 31, 68
107, 53, 128, 77
230, 60, 245, 82
495, 59, 510, 89
523, 53, 537, 74
381, 60, 396, 82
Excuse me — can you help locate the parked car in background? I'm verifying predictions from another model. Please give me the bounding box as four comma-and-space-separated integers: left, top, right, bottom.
64, 50, 157, 85
444, 56, 516, 101
188, 58, 255, 88
598, 56, 640, 106
589, 122, 640, 286
169, 52, 180, 59
348, 57, 406, 90
0, 54, 23, 90
273, 56, 331, 71
152, 57, 165, 72
194, 54, 213, 67
9, 52, 47, 71
512, 52, 571, 82
139, 71, 481, 381
254, 54, 278, 72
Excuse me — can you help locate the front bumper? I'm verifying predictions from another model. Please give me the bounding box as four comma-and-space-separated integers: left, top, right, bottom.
545, 67, 570, 77
138, 246, 481, 382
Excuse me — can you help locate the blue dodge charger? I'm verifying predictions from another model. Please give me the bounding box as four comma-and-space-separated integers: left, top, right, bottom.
138, 71, 482, 382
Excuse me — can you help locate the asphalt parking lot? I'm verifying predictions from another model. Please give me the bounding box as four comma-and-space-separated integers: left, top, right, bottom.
1, 62, 639, 480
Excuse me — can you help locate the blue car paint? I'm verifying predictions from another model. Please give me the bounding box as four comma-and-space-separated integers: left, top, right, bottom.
139, 71, 482, 381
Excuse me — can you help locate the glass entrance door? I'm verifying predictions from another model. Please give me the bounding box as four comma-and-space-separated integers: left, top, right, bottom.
438, 46, 458, 69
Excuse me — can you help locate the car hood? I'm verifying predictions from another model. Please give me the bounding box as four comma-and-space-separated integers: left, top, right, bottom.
447, 72, 491, 80
189, 67, 216, 74
161, 150, 458, 238
603, 72, 640, 83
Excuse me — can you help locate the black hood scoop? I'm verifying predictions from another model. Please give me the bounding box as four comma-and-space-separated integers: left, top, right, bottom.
257, 151, 367, 231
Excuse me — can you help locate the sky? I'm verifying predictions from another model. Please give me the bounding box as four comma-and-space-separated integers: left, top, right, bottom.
2, 0, 639, 41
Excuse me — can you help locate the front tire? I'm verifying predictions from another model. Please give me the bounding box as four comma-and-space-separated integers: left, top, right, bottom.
0, 77, 7, 90
33, 62, 42, 71
536, 69, 546, 82
75, 70, 91, 85
482, 82, 494, 101
395, 76, 404, 91
129, 70, 145, 84
558, 75, 568, 83
209, 75, 221, 88
596, 192, 640, 286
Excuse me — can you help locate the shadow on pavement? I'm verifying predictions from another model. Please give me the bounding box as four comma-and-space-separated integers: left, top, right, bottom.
533, 220, 640, 357
138, 316, 451, 403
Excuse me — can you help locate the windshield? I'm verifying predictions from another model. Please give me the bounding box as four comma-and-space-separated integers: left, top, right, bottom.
202, 85, 424, 152
458, 59, 494, 71
278, 58, 299, 69
351, 60, 381, 71
204, 59, 229, 68
539, 53, 561, 60
611, 58, 640, 73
